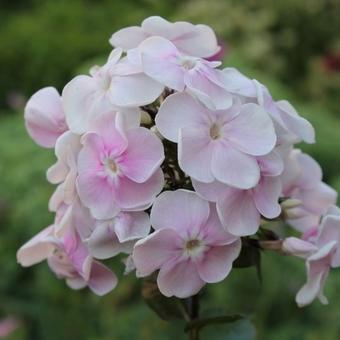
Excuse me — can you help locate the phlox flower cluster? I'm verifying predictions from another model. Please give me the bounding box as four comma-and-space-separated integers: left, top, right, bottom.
18, 16, 339, 305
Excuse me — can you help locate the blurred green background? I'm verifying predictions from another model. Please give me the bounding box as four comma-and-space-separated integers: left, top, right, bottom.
1, 0, 340, 339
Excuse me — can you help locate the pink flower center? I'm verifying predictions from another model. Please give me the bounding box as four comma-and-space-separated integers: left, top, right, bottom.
210, 123, 222, 140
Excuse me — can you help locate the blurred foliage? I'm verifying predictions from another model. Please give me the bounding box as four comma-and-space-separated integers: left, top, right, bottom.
1, 1, 340, 339
180, 0, 340, 115
0, 0, 181, 108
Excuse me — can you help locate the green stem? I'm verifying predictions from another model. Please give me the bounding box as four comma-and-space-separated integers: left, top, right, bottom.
188, 294, 200, 340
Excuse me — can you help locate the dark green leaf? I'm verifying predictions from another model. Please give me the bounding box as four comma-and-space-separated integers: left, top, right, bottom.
185, 314, 243, 333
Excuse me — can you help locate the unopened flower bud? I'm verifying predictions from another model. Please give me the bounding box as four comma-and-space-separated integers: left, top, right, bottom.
280, 198, 302, 210
141, 110, 152, 125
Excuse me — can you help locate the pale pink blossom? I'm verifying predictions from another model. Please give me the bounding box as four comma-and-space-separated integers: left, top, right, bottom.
47, 131, 81, 205
133, 190, 241, 298
110, 16, 220, 58
156, 93, 276, 189
281, 149, 337, 232
283, 206, 340, 306
17, 227, 117, 295
62, 49, 151, 133
221, 68, 315, 144
139, 36, 232, 110
77, 112, 164, 220
86, 211, 150, 259
24, 87, 67, 148
108, 53, 164, 108
193, 151, 283, 236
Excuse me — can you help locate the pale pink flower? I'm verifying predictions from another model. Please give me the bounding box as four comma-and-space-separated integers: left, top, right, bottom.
133, 190, 241, 298
221, 68, 315, 144
283, 206, 340, 306
281, 149, 337, 232
86, 211, 150, 259
24, 87, 67, 148
156, 93, 276, 189
62, 49, 152, 133
138, 36, 232, 110
110, 16, 220, 58
47, 131, 81, 205
108, 52, 164, 108
76, 112, 164, 220
193, 151, 283, 236
17, 227, 117, 296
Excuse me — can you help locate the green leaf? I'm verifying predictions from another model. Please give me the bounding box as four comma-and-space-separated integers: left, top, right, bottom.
185, 314, 243, 333
233, 239, 262, 283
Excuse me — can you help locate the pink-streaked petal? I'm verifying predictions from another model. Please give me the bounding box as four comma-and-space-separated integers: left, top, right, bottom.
46, 131, 81, 184
157, 258, 205, 298
296, 242, 336, 307
114, 168, 164, 210
179, 126, 214, 183
156, 93, 208, 142
318, 215, 340, 267
185, 68, 233, 110
17, 226, 56, 267
175, 24, 220, 58
211, 142, 260, 189
77, 172, 121, 220
299, 182, 337, 216
192, 179, 229, 202
282, 237, 318, 259
88, 261, 118, 296
276, 100, 315, 144
217, 188, 261, 236
109, 26, 148, 50
201, 204, 239, 245
133, 229, 182, 277
140, 36, 185, 91
220, 68, 257, 97
114, 211, 150, 243
62, 75, 112, 134
295, 152, 322, 189
224, 103, 276, 156
196, 240, 241, 283
252, 176, 282, 219
119, 127, 164, 183
24, 87, 67, 148
150, 190, 210, 235
87, 223, 132, 260
257, 150, 284, 177
90, 112, 128, 153
110, 73, 164, 107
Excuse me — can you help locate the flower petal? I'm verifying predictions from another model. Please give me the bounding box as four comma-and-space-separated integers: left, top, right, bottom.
252, 176, 282, 219
88, 261, 118, 296
150, 190, 210, 235
211, 142, 260, 189
217, 188, 261, 236
224, 103, 276, 156
133, 228, 182, 277
156, 93, 208, 142
196, 240, 241, 283
119, 127, 164, 183
157, 258, 205, 298
179, 126, 214, 183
